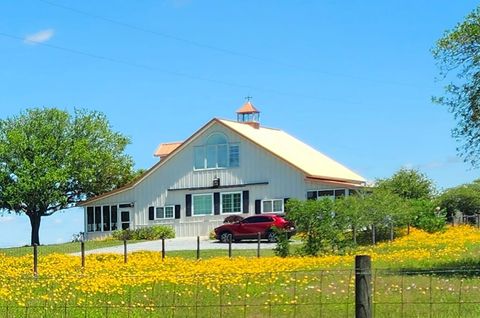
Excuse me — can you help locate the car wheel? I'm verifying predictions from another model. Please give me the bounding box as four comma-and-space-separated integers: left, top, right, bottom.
219, 231, 233, 243
267, 231, 277, 243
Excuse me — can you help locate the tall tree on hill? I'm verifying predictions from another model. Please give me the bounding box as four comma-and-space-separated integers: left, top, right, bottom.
433, 6, 480, 167
0, 108, 136, 245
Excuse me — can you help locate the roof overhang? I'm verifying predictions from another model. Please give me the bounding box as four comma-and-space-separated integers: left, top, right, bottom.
305, 176, 366, 188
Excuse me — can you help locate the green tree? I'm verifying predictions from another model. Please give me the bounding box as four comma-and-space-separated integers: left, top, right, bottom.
286, 198, 347, 256
432, 6, 480, 166
0, 108, 136, 245
334, 192, 368, 244
376, 168, 435, 200
437, 180, 480, 217
363, 189, 404, 237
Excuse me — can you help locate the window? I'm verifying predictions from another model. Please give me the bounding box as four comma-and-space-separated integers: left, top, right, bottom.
221, 192, 242, 214
229, 144, 239, 167
87, 207, 94, 232
193, 194, 213, 216
194, 133, 240, 170
307, 189, 348, 200
103, 206, 111, 231
243, 216, 273, 223
262, 199, 284, 213
111, 206, 118, 230
94, 206, 102, 231
156, 206, 174, 219
86, 205, 119, 232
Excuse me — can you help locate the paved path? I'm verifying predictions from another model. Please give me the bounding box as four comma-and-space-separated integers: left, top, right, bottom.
76, 237, 277, 255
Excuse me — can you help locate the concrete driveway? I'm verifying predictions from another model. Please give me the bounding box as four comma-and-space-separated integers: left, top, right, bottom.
77, 237, 277, 255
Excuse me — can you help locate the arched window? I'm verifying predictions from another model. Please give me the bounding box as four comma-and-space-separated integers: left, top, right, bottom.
206, 133, 227, 145
194, 133, 239, 170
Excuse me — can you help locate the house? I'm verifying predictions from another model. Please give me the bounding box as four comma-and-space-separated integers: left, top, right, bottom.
81, 101, 366, 239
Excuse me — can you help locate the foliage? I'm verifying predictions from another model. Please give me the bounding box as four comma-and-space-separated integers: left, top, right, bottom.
112, 229, 133, 241
408, 199, 446, 233
376, 168, 435, 200
0, 108, 136, 245
437, 179, 480, 216
112, 225, 175, 241
272, 226, 290, 257
286, 198, 348, 256
432, 6, 480, 167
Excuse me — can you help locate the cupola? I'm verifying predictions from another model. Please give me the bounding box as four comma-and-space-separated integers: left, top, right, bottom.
236, 98, 260, 128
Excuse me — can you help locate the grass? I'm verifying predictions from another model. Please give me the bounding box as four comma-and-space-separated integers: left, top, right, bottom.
0, 240, 145, 257
1, 226, 480, 317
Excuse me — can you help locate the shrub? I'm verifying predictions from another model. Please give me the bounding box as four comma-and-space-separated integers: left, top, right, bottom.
112, 229, 133, 240
272, 227, 290, 257
286, 198, 347, 256
112, 225, 175, 241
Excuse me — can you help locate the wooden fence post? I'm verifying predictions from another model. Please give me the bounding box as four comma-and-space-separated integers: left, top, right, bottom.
81, 241, 85, 268
228, 235, 232, 258
123, 239, 127, 264
257, 232, 261, 258
196, 236, 200, 260
33, 244, 38, 276
162, 238, 166, 260
355, 255, 372, 318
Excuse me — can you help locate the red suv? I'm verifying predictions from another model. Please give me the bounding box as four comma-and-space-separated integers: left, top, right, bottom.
214, 214, 295, 243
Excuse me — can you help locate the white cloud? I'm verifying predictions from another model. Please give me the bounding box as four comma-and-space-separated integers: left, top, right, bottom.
0, 216, 15, 223
24, 29, 55, 45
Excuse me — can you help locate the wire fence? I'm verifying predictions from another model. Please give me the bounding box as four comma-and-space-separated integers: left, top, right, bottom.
0, 266, 480, 317
0, 236, 271, 262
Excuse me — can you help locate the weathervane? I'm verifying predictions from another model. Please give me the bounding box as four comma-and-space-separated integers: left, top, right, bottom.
245, 96, 253, 102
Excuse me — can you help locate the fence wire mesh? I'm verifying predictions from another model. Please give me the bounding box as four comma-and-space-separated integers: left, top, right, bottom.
0, 268, 479, 317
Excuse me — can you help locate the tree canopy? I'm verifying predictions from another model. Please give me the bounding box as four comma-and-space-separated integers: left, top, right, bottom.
437, 179, 480, 216
0, 108, 136, 245
376, 168, 435, 200
433, 6, 480, 167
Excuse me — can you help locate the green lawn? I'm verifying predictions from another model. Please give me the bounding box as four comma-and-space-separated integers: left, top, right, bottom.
0, 240, 145, 257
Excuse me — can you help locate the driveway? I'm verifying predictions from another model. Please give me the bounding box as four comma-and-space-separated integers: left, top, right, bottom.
77, 237, 277, 255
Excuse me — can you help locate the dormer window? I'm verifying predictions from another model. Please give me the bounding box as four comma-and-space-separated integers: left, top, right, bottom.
194, 133, 239, 170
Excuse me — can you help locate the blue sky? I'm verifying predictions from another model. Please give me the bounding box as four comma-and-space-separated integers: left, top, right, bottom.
1, 0, 479, 247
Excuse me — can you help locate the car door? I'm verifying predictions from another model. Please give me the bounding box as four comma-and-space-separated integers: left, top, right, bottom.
239, 216, 274, 238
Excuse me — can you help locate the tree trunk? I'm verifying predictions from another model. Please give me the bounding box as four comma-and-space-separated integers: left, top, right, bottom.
28, 212, 41, 246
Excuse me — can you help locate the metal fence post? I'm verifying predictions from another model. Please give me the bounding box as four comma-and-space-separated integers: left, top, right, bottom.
196, 236, 200, 260
390, 223, 394, 242
81, 241, 85, 268
123, 239, 127, 264
33, 244, 38, 276
355, 255, 372, 318
162, 238, 165, 260
228, 235, 232, 258
371, 225, 376, 245
257, 232, 261, 258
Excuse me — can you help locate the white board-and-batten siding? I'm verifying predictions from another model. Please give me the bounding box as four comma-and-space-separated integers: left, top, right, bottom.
85, 122, 322, 239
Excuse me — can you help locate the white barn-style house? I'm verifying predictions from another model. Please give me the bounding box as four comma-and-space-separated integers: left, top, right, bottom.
81, 102, 366, 239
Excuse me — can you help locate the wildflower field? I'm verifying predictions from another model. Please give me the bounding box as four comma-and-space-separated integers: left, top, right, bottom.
1, 226, 480, 317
